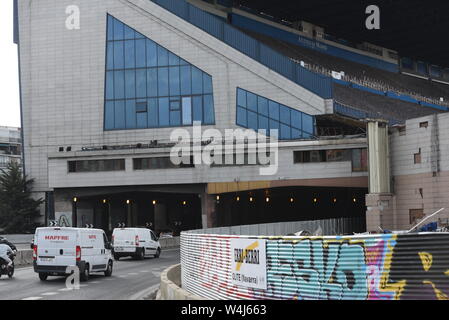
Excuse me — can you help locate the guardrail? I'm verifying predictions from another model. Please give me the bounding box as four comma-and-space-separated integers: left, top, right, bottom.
181, 231, 449, 300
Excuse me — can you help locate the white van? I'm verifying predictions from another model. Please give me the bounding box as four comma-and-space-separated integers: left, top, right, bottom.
112, 228, 161, 260
33, 227, 113, 281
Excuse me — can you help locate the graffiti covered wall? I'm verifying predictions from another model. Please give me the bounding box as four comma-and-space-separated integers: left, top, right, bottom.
180, 232, 449, 300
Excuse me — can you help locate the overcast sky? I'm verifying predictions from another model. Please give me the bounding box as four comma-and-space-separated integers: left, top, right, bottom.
0, 0, 21, 128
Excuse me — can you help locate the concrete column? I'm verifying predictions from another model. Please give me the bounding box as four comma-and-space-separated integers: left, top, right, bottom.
201, 193, 216, 228
366, 193, 394, 232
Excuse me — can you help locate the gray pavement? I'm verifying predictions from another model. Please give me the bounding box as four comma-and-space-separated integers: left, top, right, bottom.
0, 248, 180, 300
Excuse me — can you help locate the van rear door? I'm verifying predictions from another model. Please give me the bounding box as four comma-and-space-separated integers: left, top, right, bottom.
36, 228, 78, 266
113, 229, 137, 252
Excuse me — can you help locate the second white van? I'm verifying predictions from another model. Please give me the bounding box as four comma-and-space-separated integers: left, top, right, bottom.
33, 227, 113, 281
112, 228, 161, 260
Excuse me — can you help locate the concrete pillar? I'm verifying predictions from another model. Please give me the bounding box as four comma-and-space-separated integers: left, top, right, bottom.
366, 193, 394, 232
201, 193, 216, 228
54, 191, 74, 227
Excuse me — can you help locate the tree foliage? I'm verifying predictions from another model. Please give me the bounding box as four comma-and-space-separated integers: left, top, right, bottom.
0, 162, 43, 233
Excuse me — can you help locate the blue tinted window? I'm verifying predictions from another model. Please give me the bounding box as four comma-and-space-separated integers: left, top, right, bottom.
114, 41, 124, 69
124, 40, 135, 69
125, 70, 135, 99
146, 40, 157, 67
203, 95, 215, 124
158, 68, 169, 96
235, 87, 315, 140
258, 97, 268, 116
136, 39, 146, 68
126, 100, 136, 128
180, 66, 191, 95
247, 92, 257, 112
114, 71, 125, 99
237, 88, 246, 107
169, 67, 180, 96
113, 19, 124, 40
147, 69, 158, 97
182, 97, 192, 125
148, 98, 158, 127
157, 46, 169, 66
192, 67, 203, 95
106, 72, 114, 100
236, 107, 247, 127
158, 98, 169, 126
203, 74, 213, 94
192, 96, 202, 122
105, 101, 115, 130
105, 15, 215, 131
136, 69, 146, 98
114, 101, 126, 129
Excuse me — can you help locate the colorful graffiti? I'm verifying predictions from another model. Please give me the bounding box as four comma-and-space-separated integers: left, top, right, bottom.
181, 233, 449, 300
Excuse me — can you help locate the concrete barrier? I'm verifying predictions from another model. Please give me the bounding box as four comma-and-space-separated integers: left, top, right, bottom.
14, 250, 33, 267
159, 237, 180, 249
156, 264, 205, 300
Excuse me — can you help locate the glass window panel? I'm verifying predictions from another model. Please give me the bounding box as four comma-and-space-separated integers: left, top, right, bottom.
258, 97, 268, 116
236, 107, 247, 127
169, 52, 180, 66
203, 73, 213, 94
107, 42, 114, 70
170, 100, 180, 111
148, 98, 158, 127
237, 88, 246, 108
125, 100, 136, 129
113, 18, 124, 40
124, 40, 135, 69
291, 111, 302, 130
107, 16, 114, 41
135, 31, 145, 39
247, 92, 257, 112
180, 58, 189, 66
157, 46, 169, 66
125, 70, 136, 99
124, 25, 135, 40
105, 101, 115, 130
280, 105, 291, 125
269, 120, 279, 132
203, 94, 215, 124
135, 39, 146, 68
114, 71, 125, 99
170, 111, 181, 126
192, 96, 203, 122
247, 111, 258, 130
280, 124, 291, 140
106, 71, 114, 100
158, 98, 169, 126
137, 111, 147, 129
158, 67, 169, 96
136, 101, 147, 113
258, 115, 269, 132
182, 97, 192, 125
146, 40, 157, 67
292, 128, 301, 139
191, 67, 203, 95
114, 100, 126, 129
113, 41, 124, 69
147, 68, 158, 97
180, 66, 191, 95
269, 101, 279, 120
136, 69, 146, 98
169, 67, 180, 96
303, 114, 314, 134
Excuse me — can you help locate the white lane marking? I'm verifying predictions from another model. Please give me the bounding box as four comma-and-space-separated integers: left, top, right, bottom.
90, 281, 100, 284
127, 273, 139, 276
151, 271, 161, 277
118, 275, 128, 278
41, 292, 58, 296
22, 297, 43, 300
58, 288, 74, 292
128, 284, 160, 300
139, 270, 150, 273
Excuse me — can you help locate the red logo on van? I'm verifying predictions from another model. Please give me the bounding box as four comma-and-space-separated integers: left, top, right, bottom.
89, 235, 97, 239
45, 236, 69, 241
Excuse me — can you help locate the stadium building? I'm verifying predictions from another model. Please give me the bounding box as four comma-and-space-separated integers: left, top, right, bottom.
14, 0, 449, 234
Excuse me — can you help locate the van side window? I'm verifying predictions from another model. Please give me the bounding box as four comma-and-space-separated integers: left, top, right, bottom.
102, 233, 109, 246
150, 231, 157, 241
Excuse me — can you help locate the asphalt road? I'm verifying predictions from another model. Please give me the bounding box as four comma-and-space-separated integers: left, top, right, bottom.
0, 248, 180, 300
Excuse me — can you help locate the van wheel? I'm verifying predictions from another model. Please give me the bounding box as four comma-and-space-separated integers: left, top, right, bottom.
39, 273, 48, 281
114, 254, 120, 261
139, 248, 145, 260
104, 260, 113, 277
80, 264, 90, 282
154, 248, 161, 258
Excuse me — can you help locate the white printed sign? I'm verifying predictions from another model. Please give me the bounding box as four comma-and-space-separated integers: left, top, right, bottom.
230, 238, 267, 290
